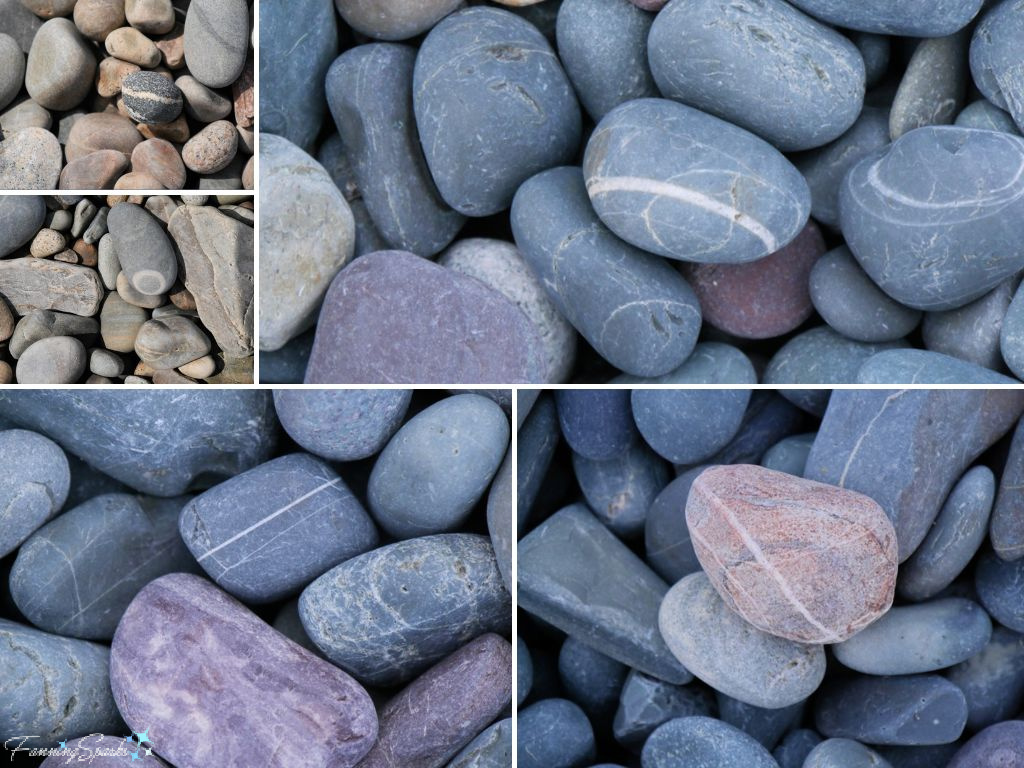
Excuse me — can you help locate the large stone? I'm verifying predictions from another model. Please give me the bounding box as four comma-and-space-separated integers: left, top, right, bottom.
642, 717, 778, 768
183, 0, 248, 88
632, 389, 751, 464
948, 721, 1024, 768
110, 573, 378, 768
0, 257, 102, 316
856, 349, 1020, 385
786, 0, 984, 36
0, 33, 23, 112
583, 99, 811, 264
15, 335, 87, 384
970, 0, 1024, 135
0, 195, 46, 257
0, 428, 69, 558
335, 0, 461, 40
65, 112, 141, 163
107, 202, 177, 296
25, 18, 95, 111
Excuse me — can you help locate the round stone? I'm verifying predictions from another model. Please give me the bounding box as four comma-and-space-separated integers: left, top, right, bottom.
0, 195, 46, 257
25, 18, 96, 111
519, 700, 595, 768
957, 99, 1020, 134
74, 0, 126, 41
804, 739, 894, 768
130, 138, 186, 189
183, 0, 249, 88
642, 717, 778, 768
121, 70, 183, 124
104, 26, 161, 68
631, 389, 751, 464
0, 127, 62, 189
0, 33, 23, 112
182, 119, 238, 173
16, 335, 87, 383
948, 721, 1024, 768
89, 348, 123, 377
554, 389, 635, 461
107, 202, 177, 295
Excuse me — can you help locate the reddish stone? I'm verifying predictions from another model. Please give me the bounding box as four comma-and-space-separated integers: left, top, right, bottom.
686, 464, 898, 644
59, 150, 128, 189
682, 221, 826, 339
130, 138, 185, 188
65, 112, 141, 163
233, 53, 254, 128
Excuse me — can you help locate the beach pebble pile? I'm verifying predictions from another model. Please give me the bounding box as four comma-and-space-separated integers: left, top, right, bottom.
0, 389, 513, 767
0, 193, 253, 384
517, 387, 1024, 768
0, 0, 254, 190
261, 0, 1024, 385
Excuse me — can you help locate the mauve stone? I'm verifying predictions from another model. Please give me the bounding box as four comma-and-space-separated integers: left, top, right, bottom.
645, 467, 705, 584
804, 739, 893, 768
583, 99, 811, 264
815, 675, 968, 746
179, 454, 378, 604
131, 138, 186, 189
0, 195, 46, 257
632, 389, 751, 465
649, 0, 865, 152
956, 99, 1020, 134
355, 633, 513, 768
642, 717, 778, 768
559, 635, 629, 721
0, 391, 277, 496
991, 411, 1024, 561
805, 389, 1024, 561
518, 504, 690, 683
110, 573, 378, 768
976, 551, 1024, 632
306, 250, 546, 384
613, 342, 757, 386
300, 534, 511, 686
10, 493, 196, 640
970, 0, 1024, 135
40, 734, 169, 767
857, 348, 1019, 384
274, 389, 412, 462
518, 698, 596, 768
786, 0, 983, 36
948, 721, 1024, 768
947, 626, 1024, 731
613, 671, 714, 750
0, 428, 69, 558
774, 729, 823, 768
573, 439, 669, 539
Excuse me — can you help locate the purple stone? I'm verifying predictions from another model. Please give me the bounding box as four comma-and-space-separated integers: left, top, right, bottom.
948, 720, 1024, 768
110, 573, 377, 768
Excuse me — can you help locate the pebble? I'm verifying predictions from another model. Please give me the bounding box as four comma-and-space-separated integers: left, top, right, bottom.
120, 70, 182, 124
642, 717, 778, 768
584, 98, 811, 264
300, 533, 510, 686
948, 721, 1024, 768
368, 394, 509, 539
183, 0, 249, 88
632, 389, 751, 464
890, 31, 969, 139
335, 0, 461, 40
124, 0, 174, 35
718, 696, 803, 750
774, 729, 824, 768
326, 42, 464, 257
0, 97, 51, 136
970, 0, 1024, 134
96, 56, 137, 97
645, 467, 705, 584
306, 250, 546, 384
956, 99, 1020, 134
709, 391, 805, 467
947, 626, 1024, 731
804, 739, 894, 768
573, 438, 669, 538
59, 149, 129, 189
110, 573, 378, 768
649, 0, 865, 151
134, 314, 210, 368
16, 336, 87, 383
0, 195, 46, 256
856, 348, 1020, 385
130, 138, 186, 188
0, 300, 12, 343
0, 0, 42, 52
258, 133, 354, 352
559, 636, 629, 721
555, 390, 634, 461
517, 504, 690, 683
10, 493, 196, 639
613, 671, 713, 749
517, 636, 532, 707
0, 428, 69, 558
104, 26, 160, 68
0, 126, 62, 188
0, 33, 23, 111
518, 699, 596, 768
355, 634, 512, 768
1002, 278, 1024, 380
447, 718, 512, 768
786, 0, 984, 36
175, 74, 230, 124
181, 119, 238, 173
517, 395, 558, 531
0, 619, 123, 747
25, 18, 96, 111
98, 290, 146, 351
487, 452, 513, 591
976, 552, 1024, 632
9, 310, 97, 358
89, 347, 122, 377
511, 166, 701, 377
74, 0, 125, 42
413, 7, 581, 216
65, 113, 141, 163
179, 453, 377, 603
840, 127, 1024, 311
815, 675, 968, 745
107, 202, 177, 295
899, 465, 995, 600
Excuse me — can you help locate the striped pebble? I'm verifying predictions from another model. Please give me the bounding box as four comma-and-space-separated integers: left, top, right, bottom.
120, 70, 183, 124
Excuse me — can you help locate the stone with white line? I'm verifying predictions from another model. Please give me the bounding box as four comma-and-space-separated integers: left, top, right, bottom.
786, 0, 983, 37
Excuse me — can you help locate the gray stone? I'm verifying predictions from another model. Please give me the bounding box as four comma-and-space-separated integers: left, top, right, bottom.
613, 672, 714, 750
487, 451, 513, 591
642, 717, 778, 768
0, 33, 23, 112
16, 336, 86, 384
0, 97, 51, 138
559, 636, 629, 720
0, 0, 42, 52
70, 198, 96, 239
632, 388, 751, 464
1000, 279, 1024, 380
315, 133, 389, 258
326, 43, 464, 257
761, 433, 816, 476
176, 75, 232, 123
645, 467, 706, 584
96, 234, 119, 290
518, 699, 595, 768
134, 315, 211, 369
976, 551, 1024, 632
511, 166, 701, 377
947, 626, 1024, 731
922, 278, 1015, 374
805, 739, 894, 768
891, 32, 969, 139
413, 6, 581, 216
82, 205, 107, 245
857, 349, 1020, 384
773, 729, 824, 768
9, 310, 98, 358
10, 493, 197, 640
183, 0, 248, 88
786, 0, 984, 36
554, 389, 635, 461
612, 342, 757, 385
259, 329, 313, 384
991, 419, 1024, 561
0, 428, 69, 559
970, 0, 1024, 134
718, 696, 803, 751
947, 721, 1024, 768
853, 32, 891, 87
24, 18, 95, 111
89, 348, 123, 378
445, 718, 511, 768
120, 70, 183, 124
179, 453, 378, 604
106, 203, 177, 296
299, 533, 511, 686
0, 126, 62, 188
956, 99, 1021, 134
334, 0, 462, 40
584, 98, 811, 264
517, 394, 558, 533
0, 195, 45, 257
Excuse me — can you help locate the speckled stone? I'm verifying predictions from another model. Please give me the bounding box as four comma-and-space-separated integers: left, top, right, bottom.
891, 31, 969, 139
559, 636, 629, 721
518, 698, 596, 768
649, 0, 865, 151
299, 534, 510, 686
110, 573, 378, 768
612, 342, 757, 386
970, 0, 1024, 134
613, 672, 713, 749
107, 202, 177, 296
0, 127, 62, 189
840, 127, 1024, 311
632, 389, 751, 464
183, 0, 248, 88
956, 99, 1021, 134
10, 493, 196, 640
976, 551, 1024, 632
511, 166, 701, 377
413, 7, 581, 216
74, 0, 125, 42
947, 626, 1024, 731
326, 43, 464, 257
120, 70, 183, 124
0, 390, 276, 496
804, 739, 894, 768
645, 467, 706, 584
0, 33, 23, 112
0, 429, 69, 558
948, 721, 1024, 768
182, 119, 238, 174
0, 195, 46, 257
900, 466, 994, 600
25, 18, 96, 111
586, 98, 810, 264
518, 503, 690, 683
0, 619, 123, 749
786, 0, 984, 36
354, 634, 513, 768
815, 675, 968, 746
856, 349, 1019, 385
642, 717, 778, 768
334, 0, 462, 40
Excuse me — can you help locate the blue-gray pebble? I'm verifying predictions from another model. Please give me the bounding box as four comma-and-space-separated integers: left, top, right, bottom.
786, 0, 984, 36
975, 551, 1024, 632
613, 671, 714, 750
946, 625, 1024, 730
856, 349, 1020, 384
956, 99, 1021, 134
573, 439, 669, 539
970, 0, 1024, 134
583, 99, 811, 264
645, 467, 706, 584
487, 452, 513, 591
555, 389, 636, 461
773, 729, 822, 768
641, 716, 778, 768
559, 636, 629, 721
804, 739, 893, 768
717, 695, 803, 750
761, 433, 816, 476
631, 389, 751, 464
612, 342, 757, 385
0, 429, 69, 559
921, 278, 1016, 370
517, 394, 558, 534
518, 699, 595, 768
446, 717, 511, 768
413, 7, 581, 216
518, 635, 533, 708
367, 394, 508, 539
0, 195, 45, 257
990, 418, 1024, 562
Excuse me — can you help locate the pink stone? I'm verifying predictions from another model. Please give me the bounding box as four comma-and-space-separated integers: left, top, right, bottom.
686, 464, 898, 644
681, 221, 825, 339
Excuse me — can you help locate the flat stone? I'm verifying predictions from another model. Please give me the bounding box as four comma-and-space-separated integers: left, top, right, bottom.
183, 0, 248, 88
956, 99, 1021, 134
306, 250, 546, 384
786, 0, 983, 36
645, 467, 706, 584
0, 195, 46, 257
947, 626, 1024, 731
518, 699, 596, 768
632, 389, 751, 464
0, 33, 23, 111
355, 634, 512, 768
584, 98, 811, 264
517, 503, 691, 683
613, 671, 714, 749
25, 18, 95, 111
891, 31, 969, 139
815, 675, 968, 746
0, 0, 43, 51
774, 729, 824, 768
900, 466, 994, 600
413, 6, 581, 216
840, 127, 1024, 311
948, 721, 1024, 768
976, 551, 1024, 632
121, 70, 182, 124
181, 119, 238, 173
110, 573, 377, 767
856, 349, 1019, 385
805, 739, 894, 768
299, 534, 510, 686
649, 0, 864, 151
335, 0, 461, 39
511, 166, 701, 377
0, 428, 69, 558
107, 202, 177, 295
179, 453, 377, 603
642, 717, 778, 768
555, 389, 635, 461
59, 149, 129, 189
805, 389, 1024, 560
0, 390, 276, 496
612, 342, 757, 385
445, 718, 511, 768
0, 126, 62, 188
0, 257, 102, 315
9, 310, 97, 358
0, 619, 123, 748
177, 74, 231, 123
970, 1, 1024, 134
98, 291, 145, 352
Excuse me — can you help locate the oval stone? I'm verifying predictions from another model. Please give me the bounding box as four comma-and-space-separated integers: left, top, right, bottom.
946, 626, 1024, 731
0, 127, 62, 189
183, 0, 248, 88
890, 31, 969, 139
856, 349, 1019, 385
761, 433, 816, 476
840, 127, 1024, 311
786, 0, 984, 36
65, 112, 142, 163
120, 70, 183, 124
25, 18, 96, 111
334, 0, 462, 40
110, 573, 378, 768
687, 464, 898, 643
0, 428, 69, 558
0, 33, 23, 112
0, 195, 46, 257
413, 7, 581, 216
583, 98, 811, 264
299, 533, 511, 686
970, 1, 1024, 134
659, 572, 826, 708
805, 739, 894, 768
107, 202, 177, 296
554, 389, 635, 461
518, 699, 596, 768
991, 418, 1024, 562
976, 551, 1024, 632
649, 0, 865, 151
613, 342, 757, 386
16, 335, 86, 383
632, 389, 751, 464
642, 717, 778, 768
948, 721, 1024, 768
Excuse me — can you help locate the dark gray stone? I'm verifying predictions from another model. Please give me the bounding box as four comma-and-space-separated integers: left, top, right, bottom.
413, 7, 581, 217
183, 0, 249, 89
856, 349, 1020, 384
0, 0, 42, 52
649, 0, 865, 151
975, 551, 1024, 632
487, 450, 513, 591
583, 99, 811, 264
559, 636, 629, 721
707, 391, 804, 467
518, 699, 595, 768
107, 202, 178, 296
631, 389, 751, 464
555, 389, 635, 461
876, 744, 962, 768
948, 625, 1024, 731
445, 718, 511, 768
956, 99, 1021, 134
120, 70, 183, 124
773, 729, 823, 768
853, 32, 890, 87
0, 428, 69, 559
786, 0, 984, 36
970, 0, 1024, 134
992, 418, 1024, 561
612, 343, 757, 385
717, 695, 803, 750
890, 32, 969, 139
613, 672, 713, 750
517, 394, 559, 535
642, 717, 778, 768
1000, 280, 1024, 380
922, 278, 1016, 370
645, 467, 706, 584
517, 636, 532, 708
0, 195, 45, 257
761, 433, 816, 476
299, 533, 511, 686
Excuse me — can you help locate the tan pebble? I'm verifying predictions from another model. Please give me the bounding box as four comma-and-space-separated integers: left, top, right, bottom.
29, 228, 66, 258
53, 249, 80, 264
144, 194, 179, 222
74, 0, 126, 42
181, 120, 237, 174
105, 26, 161, 67
65, 112, 141, 162
105, 194, 130, 206
133, 360, 155, 376
99, 290, 147, 352
96, 57, 140, 98
125, 0, 175, 35
123, 374, 150, 383
0, 300, 14, 342
21, 0, 78, 19
85, 373, 114, 383
0, 360, 12, 384
154, 22, 184, 69
134, 314, 210, 368
169, 282, 196, 310
138, 114, 189, 143
177, 354, 215, 379
232, 54, 253, 128
72, 239, 98, 267
59, 149, 129, 189
117, 270, 164, 308
241, 155, 253, 190
130, 137, 185, 188
114, 171, 166, 189
152, 368, 195, 384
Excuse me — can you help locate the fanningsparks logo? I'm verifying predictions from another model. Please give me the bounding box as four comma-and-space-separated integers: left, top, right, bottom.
3, 731, 158, 763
